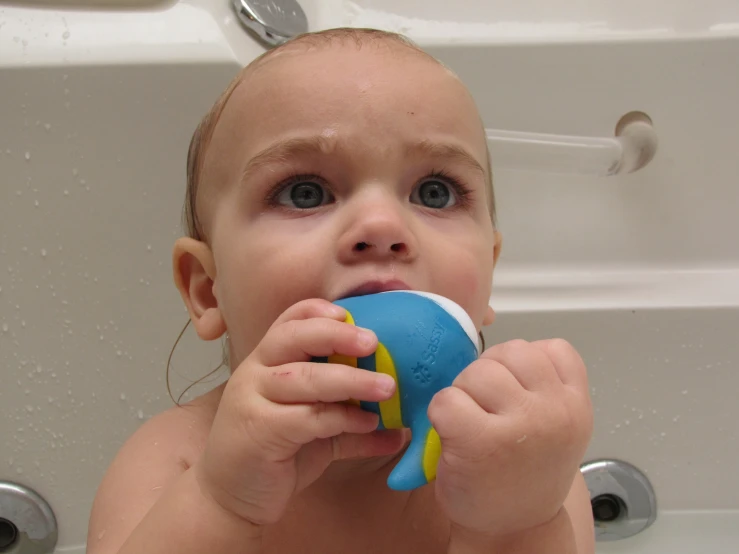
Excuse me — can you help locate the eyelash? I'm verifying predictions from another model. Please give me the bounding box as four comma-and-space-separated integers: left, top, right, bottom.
425, 168, 473, 210
265, 169, 474, 210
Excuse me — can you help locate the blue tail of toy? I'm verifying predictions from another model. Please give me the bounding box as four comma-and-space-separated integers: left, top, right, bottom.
387, 416, 442, 491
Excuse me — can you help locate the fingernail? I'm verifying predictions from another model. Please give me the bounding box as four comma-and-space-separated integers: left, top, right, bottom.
376, 374, 396, 393
357, 329, 376, 348
329, 305, 346, 318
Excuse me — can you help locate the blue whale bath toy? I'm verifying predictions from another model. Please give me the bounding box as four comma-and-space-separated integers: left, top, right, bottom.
315, 291, 481, 491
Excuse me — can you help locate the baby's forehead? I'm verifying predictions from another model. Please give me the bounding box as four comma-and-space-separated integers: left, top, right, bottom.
227, 44, 483, 141
197, 40, 489, 205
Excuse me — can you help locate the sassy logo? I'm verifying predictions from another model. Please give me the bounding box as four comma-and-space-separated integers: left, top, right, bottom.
411, 319, 446, 385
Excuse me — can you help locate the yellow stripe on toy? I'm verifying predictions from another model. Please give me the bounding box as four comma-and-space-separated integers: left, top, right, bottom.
344, 310, 355, 326
328, 310, 360, 406
375, 343, 403, 429
422, 427, 442, 482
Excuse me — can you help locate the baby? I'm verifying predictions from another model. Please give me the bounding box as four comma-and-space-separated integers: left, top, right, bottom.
88, 28, 594, 554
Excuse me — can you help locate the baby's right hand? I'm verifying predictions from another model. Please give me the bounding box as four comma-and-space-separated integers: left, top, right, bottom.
192, 299, 399, 526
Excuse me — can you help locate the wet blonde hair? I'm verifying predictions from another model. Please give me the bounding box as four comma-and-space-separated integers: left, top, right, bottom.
168, 27, 495, 405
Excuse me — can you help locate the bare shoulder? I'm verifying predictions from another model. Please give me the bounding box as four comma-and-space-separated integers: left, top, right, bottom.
87, 382, 226, 553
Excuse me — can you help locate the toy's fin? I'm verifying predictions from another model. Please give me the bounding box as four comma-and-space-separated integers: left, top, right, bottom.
387, 416, 442, 491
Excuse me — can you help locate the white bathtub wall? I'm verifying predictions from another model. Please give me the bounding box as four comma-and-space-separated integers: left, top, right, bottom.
314, 0, 739, 42
1, 1, 738, 552
0, 1, 257, 550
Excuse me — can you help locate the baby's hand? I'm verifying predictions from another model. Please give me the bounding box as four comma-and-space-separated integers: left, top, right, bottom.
428, 339, 593, 541
192, 299, 401, 526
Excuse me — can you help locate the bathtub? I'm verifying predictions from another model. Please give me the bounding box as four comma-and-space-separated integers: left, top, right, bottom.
1, 0, 738, 552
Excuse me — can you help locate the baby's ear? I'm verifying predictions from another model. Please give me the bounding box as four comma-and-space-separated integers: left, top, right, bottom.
172, 237, 226, 341
492, 230, 503, 268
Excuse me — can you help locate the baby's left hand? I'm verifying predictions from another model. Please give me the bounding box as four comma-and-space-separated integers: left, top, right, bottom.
428, 339, 593, 541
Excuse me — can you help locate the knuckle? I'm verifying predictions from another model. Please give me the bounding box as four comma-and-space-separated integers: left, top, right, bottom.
515, 390, 538, 418
454, 359, 484, 385
298, 361, 316, 383
287, 319, 301, 341
299, 297, 332, 315
502, 338, 531, 355
309, 402, 334, 427
547, 338, 575, 358
429, 386, 459, 413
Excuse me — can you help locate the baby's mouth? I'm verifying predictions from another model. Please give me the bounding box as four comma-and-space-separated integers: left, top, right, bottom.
336, 279, 411, 300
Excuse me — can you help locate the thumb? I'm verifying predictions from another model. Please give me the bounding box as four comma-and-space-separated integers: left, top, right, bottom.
333, 430, 408, 461
293, 430, 408, 491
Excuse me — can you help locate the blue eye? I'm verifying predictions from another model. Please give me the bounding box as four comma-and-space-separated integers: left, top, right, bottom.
412, 179, 456, 209
275, 180, 332, 209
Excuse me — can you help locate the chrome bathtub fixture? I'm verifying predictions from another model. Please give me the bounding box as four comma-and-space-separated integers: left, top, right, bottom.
0, 481, 57, 553
580, 459, 657, 541
486, 111, 658, 177
232, 0, 309, 46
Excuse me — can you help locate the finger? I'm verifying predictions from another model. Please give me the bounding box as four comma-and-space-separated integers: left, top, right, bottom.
331, 429, 408, 461
269, 298, 347, 329
480, 339, 561, 392
530, 339, 589, 391
271, 402, 380, 447
451, 359, 528, 414
293, 430, 407, 491
428, 386, 488, 449
258, 317, 377, 366
258, 361, 396, 404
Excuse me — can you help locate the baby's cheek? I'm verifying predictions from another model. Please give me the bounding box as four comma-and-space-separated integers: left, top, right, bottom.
435, 255, 488, 327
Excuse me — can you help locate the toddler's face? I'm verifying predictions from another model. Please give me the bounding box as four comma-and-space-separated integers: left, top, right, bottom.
193, 44, 501, 364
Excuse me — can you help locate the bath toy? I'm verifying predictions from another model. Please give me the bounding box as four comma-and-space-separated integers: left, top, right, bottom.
314, 291, 481, 490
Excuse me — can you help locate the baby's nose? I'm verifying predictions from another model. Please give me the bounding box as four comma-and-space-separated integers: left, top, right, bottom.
353, 239, 410, 256
338, 200, 417, 263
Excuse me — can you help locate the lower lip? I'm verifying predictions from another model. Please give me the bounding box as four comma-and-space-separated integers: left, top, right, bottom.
347, 282, 409, 297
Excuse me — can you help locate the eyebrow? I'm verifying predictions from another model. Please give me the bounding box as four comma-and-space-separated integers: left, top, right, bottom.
241, 135, 336, 182
407, 139, 486, 176
240, 135, 486, 182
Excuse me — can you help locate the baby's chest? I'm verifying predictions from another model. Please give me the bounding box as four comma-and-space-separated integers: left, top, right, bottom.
263, 523, 449, 554
262, 494, 451, 554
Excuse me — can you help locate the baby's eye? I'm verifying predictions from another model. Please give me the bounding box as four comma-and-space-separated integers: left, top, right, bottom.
275, 179, 333, 209
411, 179, 457, 209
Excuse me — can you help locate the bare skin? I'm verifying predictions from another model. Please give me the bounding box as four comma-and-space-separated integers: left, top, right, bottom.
89, 380, 592, 553
88, 42, 595, 554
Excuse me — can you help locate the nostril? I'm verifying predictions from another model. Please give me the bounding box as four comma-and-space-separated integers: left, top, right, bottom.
390, 243, 405, 253
355, 242, 369, 252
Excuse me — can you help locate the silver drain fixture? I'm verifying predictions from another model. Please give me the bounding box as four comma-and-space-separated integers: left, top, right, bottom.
0, 481, 57, 553
581, 459, 657, 541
